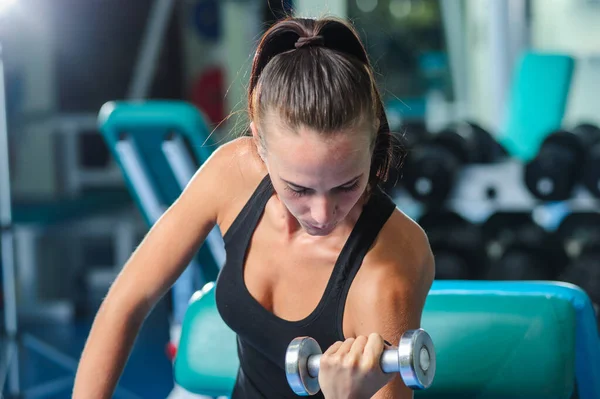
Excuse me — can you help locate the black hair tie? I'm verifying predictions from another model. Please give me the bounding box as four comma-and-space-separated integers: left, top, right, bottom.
295, 35, 325, 49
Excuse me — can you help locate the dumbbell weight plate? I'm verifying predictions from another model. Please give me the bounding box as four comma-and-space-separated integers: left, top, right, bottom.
582, 144, 600, 198
524, 141, 578, 201
482, 212, 567, 280
399, 329, 436, 390
419, 211, 486, 280
285, 337, 321, 396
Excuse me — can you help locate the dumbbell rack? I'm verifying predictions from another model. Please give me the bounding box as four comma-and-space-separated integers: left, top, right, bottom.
393, 158, 600, 316
392, 158, 600, 229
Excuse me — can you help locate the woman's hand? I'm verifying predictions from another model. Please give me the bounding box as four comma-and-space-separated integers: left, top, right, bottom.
319, 333, 393, 399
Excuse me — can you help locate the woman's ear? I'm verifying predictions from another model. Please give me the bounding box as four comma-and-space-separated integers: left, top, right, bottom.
250, 122, 266, 161
250, 121, 258, 140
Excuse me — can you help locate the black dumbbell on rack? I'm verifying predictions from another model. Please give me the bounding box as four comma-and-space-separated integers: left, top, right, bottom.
524, 123, 600, 201
482, 212, 567, 281
401, 121, 506, 206
581, 124, 600, 199
556, 212, 600, 307
418, 211, 486, 280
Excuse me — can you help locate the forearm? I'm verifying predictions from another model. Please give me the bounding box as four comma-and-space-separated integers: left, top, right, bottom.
72, 299, 146, 399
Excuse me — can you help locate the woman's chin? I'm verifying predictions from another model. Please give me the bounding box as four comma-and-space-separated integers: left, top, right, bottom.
303, 222, 336, 236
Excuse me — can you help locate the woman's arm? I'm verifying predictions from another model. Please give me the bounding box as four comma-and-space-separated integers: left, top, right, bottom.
72, 140, 241, 399
357, 221, 435, 399
363, 253, 434, 399
319, 216, 435, 399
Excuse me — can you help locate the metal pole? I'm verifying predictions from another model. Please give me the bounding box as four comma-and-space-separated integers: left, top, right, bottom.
508, 0, 531, 67
127, 0, 176, 100
0, 42, 21, 396
488, 0, 511, 133
439, 0, 469, 120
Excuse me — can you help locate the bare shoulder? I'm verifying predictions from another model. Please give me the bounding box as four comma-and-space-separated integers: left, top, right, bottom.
373, 209, 434, 280
359, 208, 434, 292
184, 135, 267, 233
346, 208, 435, 338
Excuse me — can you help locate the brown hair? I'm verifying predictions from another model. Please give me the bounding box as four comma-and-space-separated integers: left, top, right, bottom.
248, 17, 404, 190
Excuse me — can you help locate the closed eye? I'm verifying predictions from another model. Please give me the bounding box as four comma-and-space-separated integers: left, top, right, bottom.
336, 180, 360, 193
283, 176, 362, 197
286, 185, 312, 197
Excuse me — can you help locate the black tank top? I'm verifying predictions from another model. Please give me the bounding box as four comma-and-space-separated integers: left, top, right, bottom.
215, 174, 396, 398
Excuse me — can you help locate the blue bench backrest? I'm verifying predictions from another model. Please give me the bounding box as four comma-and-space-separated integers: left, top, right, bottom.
97, 100, 226, 323
500, 52, 575, 161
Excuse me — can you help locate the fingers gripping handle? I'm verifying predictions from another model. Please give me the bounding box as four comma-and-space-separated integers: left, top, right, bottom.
306, 347, 404, 378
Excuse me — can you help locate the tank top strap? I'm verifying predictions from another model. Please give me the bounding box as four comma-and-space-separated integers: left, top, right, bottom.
222, 173, 273, 245
318, 187, 397, 339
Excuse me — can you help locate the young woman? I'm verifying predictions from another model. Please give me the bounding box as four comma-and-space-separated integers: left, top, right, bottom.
73, 17, 434, 399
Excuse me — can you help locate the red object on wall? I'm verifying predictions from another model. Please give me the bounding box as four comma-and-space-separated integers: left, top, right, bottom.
191, 66, 225, 126
166, 342, 177, 361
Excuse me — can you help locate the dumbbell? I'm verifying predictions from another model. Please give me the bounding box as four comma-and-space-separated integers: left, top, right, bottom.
556, 212, 600, 305
580, 123, 600, 198
418, 211, 486, 280
524, 123, 600, 201
285, 329, 435, 396
482, 212, 567, 280
402, 121, 505, 205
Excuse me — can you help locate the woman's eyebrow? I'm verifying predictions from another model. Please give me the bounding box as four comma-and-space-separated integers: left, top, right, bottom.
280, 174, 363, 189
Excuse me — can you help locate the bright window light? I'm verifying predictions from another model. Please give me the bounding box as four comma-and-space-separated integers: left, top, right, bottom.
0, 0, 17, 15
356, 0, 378, 13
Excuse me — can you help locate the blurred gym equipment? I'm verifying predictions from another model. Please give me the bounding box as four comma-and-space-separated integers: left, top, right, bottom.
418, 211, 485, 280
0, 1, 178, 396
98, 101, 225, 326
402, 121, 505, 205
581, 124, 600, 199
4, 32, 92, 399
524, 123, 600, 201
482, 212, 567, 281
500, 53, 575, 161
0, 34, 20, 397
99, 101, 228, 399
557, 212, 600, 307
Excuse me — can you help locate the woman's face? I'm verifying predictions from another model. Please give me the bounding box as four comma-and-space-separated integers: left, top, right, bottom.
255, 115, 373, 236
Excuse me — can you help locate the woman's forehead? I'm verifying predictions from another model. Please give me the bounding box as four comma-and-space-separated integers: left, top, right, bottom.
268, 126, 370, 162
268, 133, 371, 188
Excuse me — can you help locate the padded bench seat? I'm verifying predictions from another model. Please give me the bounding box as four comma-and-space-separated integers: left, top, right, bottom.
174, 280, 600, 399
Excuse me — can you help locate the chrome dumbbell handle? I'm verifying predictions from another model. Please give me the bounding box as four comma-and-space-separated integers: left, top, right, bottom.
306, 354, 320, 378
305, 346, 420, 378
